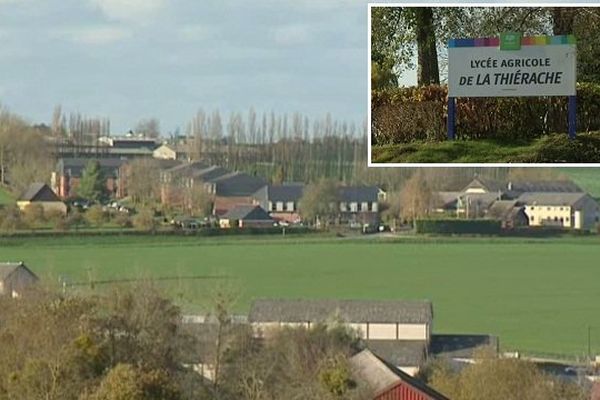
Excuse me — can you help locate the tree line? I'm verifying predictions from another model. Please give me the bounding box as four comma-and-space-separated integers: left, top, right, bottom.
372, 7, 600, 89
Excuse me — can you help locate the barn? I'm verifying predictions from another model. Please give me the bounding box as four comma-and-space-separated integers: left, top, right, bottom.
0, 262, 39, 298
350, 349, 449, 400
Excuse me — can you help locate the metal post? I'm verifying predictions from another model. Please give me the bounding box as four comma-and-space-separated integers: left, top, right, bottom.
568, 95, 576, 140
447, 97, 456, 140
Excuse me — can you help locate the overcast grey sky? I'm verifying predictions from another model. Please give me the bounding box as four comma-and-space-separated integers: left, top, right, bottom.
0, 0, 590, 134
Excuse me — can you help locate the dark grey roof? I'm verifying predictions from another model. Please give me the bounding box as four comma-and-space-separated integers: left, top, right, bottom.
350, 349, 449, 400
509, 180, 582, 193
431, 334, 499, 359
365, 340, 427, 367
339, 186, 382, 203
517, 192, 590, 207
212, 172, 266, 197
266, 184, 305, 202
248, 299, 433, 324
18, 183, 61, 202
221, 205, 273, 221
0, 262, 38, 281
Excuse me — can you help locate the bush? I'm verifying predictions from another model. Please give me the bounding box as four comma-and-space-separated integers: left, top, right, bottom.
372, 83, 600, 144
22, 204, 45, 228
0, 206, 25, 232
85, 205, 107, 227
112, 212, 132, 228
133, 209, 157, 232
415, 219, 502, 235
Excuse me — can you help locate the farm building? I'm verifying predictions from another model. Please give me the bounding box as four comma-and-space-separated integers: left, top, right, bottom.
17, 183, 67, 215
153, 143, 189, 160
209, 172, 267, 215
219, 205, 274, 228
350, 349, 449, 400
0, 262, 39, 298
248, 298, 432, 375
518, 192, 599, 230
252, 183, 304, 224
338, 186, 386, 225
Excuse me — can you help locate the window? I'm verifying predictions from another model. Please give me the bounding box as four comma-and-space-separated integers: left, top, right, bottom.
268, 201, 273, 211
371, 202, 378, 212
530, 216, 535, 222
340, 202, 347, 212
286, 201, 294, 212
276, 202, 284, 212
361, 202, 369, 212
350, 202, 358, 212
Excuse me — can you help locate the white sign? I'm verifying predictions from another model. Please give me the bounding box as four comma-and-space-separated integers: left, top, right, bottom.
448, 43, 576, 97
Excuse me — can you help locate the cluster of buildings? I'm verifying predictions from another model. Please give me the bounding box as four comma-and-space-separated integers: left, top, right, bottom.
436, 176, 600, 231
47, 135, 387, 228
187, 298, 497, 399
11, 134, 596, 232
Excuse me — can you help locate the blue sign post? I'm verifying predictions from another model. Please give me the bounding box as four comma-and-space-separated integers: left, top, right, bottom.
447, 97, 456, 140
568, 95, 576, 140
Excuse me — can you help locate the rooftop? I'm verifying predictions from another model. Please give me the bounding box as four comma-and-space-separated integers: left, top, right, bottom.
249, 299, 433, 324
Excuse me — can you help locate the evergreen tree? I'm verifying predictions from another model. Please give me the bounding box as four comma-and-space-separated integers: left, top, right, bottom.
77, 161, 106, 202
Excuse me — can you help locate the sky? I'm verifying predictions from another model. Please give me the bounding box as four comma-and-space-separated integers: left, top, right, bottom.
0, 0, 592, 134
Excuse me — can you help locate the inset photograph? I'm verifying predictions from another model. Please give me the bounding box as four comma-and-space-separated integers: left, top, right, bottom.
369, 5, 600, 165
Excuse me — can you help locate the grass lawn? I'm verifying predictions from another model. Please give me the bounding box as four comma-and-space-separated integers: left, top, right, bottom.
372, 131, 600, 163
0, 186, 14, 205
2, 234, 600, 357
562, 168, 600, 197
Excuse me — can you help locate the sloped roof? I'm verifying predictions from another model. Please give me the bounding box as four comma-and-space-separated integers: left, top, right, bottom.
0, 262, 38, 282
221, 205, 273, 221
365, 340, 427, 367
350, 349, 449, 400
517, 192, 590, 207
191, 166, 230, 182
431, 334, 499, 359
266, 184, 305, 202
436, 191, 461, 209
164, 161, 210, 176
339, 186, 382, 203
462, 177, 505, 193
487, 200, 519, 219
248, 299, 433, 324
212, 172, 267, 197
509, 180, 582, 193
18, 183, 61, 202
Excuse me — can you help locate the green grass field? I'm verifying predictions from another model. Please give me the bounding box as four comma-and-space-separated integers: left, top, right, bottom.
563, 168, 600, 197
2, 234, 600, 357
0, 186, 13, 205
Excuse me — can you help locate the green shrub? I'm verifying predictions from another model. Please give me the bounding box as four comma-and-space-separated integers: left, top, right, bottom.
85, 205, 107, 227
372, 83, 600, 144
133, 209, 157, 232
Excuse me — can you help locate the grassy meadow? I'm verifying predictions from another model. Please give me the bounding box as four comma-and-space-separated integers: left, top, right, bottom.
371, 131, 600, 163
2, 234, 600, 357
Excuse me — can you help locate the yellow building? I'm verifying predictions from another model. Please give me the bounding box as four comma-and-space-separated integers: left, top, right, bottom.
519, 192, 599, 230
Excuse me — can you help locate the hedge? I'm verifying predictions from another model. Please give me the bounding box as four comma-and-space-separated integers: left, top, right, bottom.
372, 83, 600, 144
415, 219, 502, 235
